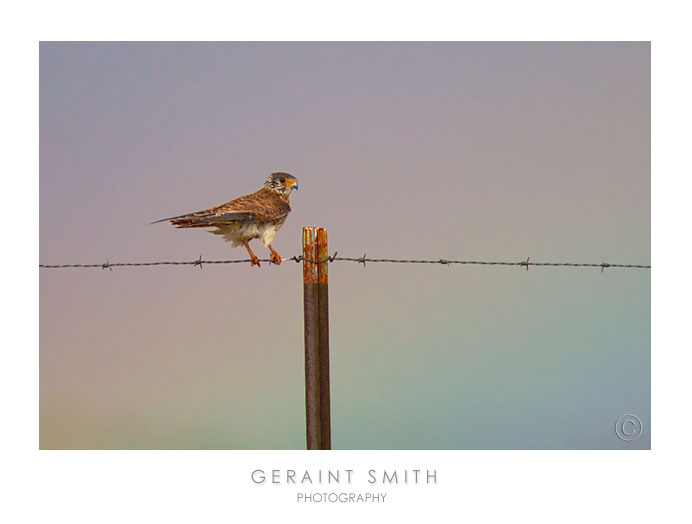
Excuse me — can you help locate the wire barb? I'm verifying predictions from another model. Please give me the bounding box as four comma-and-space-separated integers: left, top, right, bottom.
520, 257, 530, 271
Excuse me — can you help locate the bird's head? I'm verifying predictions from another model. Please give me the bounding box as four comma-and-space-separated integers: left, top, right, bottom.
265, 172, 299, 197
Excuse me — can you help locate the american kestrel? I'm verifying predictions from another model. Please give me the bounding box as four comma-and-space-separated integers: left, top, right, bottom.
154, 172, 298, 267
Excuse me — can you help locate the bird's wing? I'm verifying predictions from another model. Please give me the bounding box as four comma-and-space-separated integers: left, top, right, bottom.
153, 187, 291, 227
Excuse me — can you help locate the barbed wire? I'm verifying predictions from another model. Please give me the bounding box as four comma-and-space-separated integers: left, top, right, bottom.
39, 254, 651, 272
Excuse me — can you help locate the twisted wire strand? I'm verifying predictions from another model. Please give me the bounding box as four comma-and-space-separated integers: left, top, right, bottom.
39, 255, 651, 271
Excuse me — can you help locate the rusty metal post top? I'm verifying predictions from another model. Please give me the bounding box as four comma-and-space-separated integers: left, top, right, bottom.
302, 227, 317, 284
303, 227, 328, 284
316, 229, 328, 284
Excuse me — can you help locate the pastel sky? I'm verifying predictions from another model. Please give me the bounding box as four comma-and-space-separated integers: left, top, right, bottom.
40, 42, 650, 449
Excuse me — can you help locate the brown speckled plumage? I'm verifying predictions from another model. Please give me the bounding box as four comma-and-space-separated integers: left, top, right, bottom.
153, 172, 298, 267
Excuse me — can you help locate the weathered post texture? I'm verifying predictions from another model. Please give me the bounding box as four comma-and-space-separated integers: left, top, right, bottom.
302, 227, 331, 450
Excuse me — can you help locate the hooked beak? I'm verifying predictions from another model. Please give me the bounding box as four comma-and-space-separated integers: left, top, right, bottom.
291, 181, 299, 191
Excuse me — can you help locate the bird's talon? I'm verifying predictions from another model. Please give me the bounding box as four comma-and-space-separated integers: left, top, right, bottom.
270, 253, 282, 265
250, 256, 261, 267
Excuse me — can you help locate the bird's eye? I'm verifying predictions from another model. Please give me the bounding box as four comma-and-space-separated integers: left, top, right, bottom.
279, 177, 285, 183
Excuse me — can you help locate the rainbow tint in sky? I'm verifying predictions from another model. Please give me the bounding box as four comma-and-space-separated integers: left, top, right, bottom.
40, 42, 650, 449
